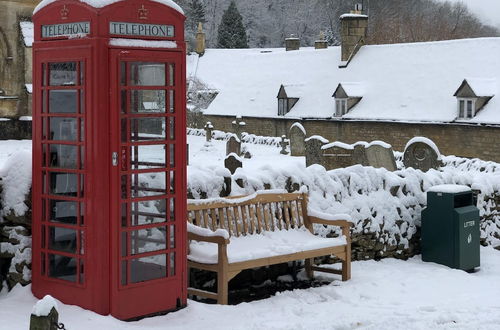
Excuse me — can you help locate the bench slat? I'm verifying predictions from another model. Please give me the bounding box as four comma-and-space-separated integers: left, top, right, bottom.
187, 193, 304, 211
250, 204, 260, 234
241, 205, 249, 234
210, 208, 218, 231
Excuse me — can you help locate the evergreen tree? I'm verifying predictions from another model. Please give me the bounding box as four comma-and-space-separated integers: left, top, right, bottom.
185, 0, 207, 34
216, 1, 248, 49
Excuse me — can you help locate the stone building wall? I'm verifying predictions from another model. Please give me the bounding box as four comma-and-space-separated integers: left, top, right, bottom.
0, 0, 38, 118
201, 114, 500, 162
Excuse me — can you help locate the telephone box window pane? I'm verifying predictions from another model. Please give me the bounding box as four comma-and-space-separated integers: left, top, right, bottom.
130, 255, 167, 284
169, 198, 175, 221
49, 144, 78, 169
121, 232, 127, 257
169, 170, 175, 194
169, 117, 175, 140
130, 227, 167, 255
50, 172, 78, 196
170, 253, 175, 276
79, 259, 84, 284
121, 90, 127, 114
80, 90, 85, 114
79, 61, 85, 86
121, 261, 127, 285
169, 144, 175, 167
120, 62, 127, 86
41, 253, 46, 275
49, 117, 77, 141
130, 145, 166, 169
169, 224, 175, 248
41, 226, 46, 247
131, 172, 166, 197
80, 203, 85, 225
42, 63, 47, 86
50, 200, 77, 224
49, 254, 77, 282
49, 62, 77, 86
49, 226, 77, 253
168, 90, 175, 113
80, 231, 84, 254
42, 144, 47, 167
80, 119, 85, 142
49, 90, 78, 113
130, 90, 166, 113
121, 175, 128, 199
121, 203, 128, 227
130, 63, 165, 86
130, 117, 166, 141
131, 200, 167, 226
168, 64, 175, 86
42, 90, 47, 113
80, 147, 84, 169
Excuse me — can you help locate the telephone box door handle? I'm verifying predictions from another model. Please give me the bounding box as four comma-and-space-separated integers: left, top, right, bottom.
112, 152, 118, 166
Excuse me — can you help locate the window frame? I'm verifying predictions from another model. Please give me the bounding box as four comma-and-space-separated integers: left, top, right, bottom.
335, 98, 348, 117
457, 97, 476, 119
278, 98, 289, 116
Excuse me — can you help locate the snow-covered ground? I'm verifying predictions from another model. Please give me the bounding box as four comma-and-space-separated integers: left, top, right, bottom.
1, 137, 499, 329
0, 247, 498, 330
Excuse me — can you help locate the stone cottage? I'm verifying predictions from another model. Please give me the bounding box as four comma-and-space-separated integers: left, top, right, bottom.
188, 13, 500, 162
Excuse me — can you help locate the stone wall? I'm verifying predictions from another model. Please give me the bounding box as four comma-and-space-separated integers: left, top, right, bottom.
201, 115, 500, 163
0, 118, 32, 140
0, 0, 37, 117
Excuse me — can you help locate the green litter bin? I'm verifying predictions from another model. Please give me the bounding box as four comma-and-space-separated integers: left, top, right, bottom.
421, 185, 480, 271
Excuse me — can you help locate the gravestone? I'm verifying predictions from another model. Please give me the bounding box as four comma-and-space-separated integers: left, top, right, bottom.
280, 135, 289, 155
365, 143, 397, 171
226, 134, 241, 156
289, 122, 306, 156
232, 116, 245, 140
305, 135, 329, 167
322, 142, 357, 170
204, 121, 213, 142
403, 137, 441, 172
225, 153, 243, 174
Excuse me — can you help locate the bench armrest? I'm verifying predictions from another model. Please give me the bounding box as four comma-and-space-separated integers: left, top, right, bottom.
308, 216, 352, 229
187, 223, 230, 245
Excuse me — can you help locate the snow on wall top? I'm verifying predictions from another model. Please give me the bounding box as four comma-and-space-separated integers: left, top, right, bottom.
34, 0, 184, 15
19, 22, 33, 47
189, 38, 500, 125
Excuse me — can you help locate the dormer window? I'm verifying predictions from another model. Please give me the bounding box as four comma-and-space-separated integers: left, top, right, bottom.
332, 82, 363, 117
277, 84, 300, 116
458, 98, 475, 119
454, 78, 495, 120
335, 98, 348, 116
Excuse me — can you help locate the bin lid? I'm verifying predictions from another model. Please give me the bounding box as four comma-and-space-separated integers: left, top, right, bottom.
427, 184, 471, 194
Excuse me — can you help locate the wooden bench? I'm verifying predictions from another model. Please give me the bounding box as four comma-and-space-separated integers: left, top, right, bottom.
186, 191, 351, 304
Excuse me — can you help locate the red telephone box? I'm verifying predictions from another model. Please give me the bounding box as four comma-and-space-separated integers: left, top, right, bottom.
31, 0, 187, 320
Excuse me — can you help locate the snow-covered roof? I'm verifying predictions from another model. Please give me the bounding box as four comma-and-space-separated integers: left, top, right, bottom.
19, 22, 33, 47
188, 38, 500, 125
464, 78, 497, 97
34, 0, 183, 15
336, 82, 364, 97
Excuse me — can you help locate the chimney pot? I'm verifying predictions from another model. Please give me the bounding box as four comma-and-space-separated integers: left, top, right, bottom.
195, 22, 206, 56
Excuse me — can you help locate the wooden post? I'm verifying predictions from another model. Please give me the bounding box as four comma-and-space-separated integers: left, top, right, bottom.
30, 307, 59, 330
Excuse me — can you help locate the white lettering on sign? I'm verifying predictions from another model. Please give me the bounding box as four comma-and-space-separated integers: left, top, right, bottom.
109, 22, 174, 38
464, 220, 475, 228
42, 22, 90, 38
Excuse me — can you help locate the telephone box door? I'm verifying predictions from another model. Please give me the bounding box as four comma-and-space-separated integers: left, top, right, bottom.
109, 49, 186, 319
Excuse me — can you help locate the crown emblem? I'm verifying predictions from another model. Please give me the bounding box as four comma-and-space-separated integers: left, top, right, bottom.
138, 5, 149, 20
60, 5, 69, 20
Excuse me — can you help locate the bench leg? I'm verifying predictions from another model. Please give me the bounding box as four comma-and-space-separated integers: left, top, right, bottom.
342, 247, 351, 281
217, 270, 229, 305
305, 258, 314, 279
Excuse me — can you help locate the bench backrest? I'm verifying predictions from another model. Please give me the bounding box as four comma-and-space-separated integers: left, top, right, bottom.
187, 192, 310, 237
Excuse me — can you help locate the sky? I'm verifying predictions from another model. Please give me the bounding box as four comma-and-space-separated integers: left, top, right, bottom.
438, 0, 500, 28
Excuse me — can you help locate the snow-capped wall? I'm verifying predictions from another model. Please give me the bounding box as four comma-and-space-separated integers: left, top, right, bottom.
188, 155, 500, 260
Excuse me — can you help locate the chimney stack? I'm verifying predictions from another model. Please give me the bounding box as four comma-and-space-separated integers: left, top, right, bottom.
339, 4, 368, 67
315, 31, 328, 50
285, 34, 300, 51
195, 22, 206, 56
